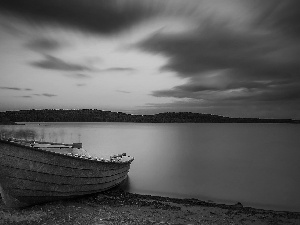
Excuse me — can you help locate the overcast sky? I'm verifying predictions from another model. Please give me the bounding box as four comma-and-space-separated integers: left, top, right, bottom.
0, 0, 299, 119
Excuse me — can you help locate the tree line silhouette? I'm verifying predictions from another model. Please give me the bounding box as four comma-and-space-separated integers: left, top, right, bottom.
1, 109, 299, 124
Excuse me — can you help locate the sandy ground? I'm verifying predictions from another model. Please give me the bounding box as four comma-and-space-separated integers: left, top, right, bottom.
0, 189, 299, 225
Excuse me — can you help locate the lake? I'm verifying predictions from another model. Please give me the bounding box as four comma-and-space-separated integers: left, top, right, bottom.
1, 122, 300, 212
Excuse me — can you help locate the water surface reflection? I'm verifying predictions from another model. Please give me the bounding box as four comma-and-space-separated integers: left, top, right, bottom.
1, 122, 300, 211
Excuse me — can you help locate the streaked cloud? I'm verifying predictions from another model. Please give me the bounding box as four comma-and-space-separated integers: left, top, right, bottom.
25, 38, 64, 52
33, 93, 57, 97
117, 90, 131, 94
139, 23, 300, 79
76, 84, 86, 87
31, 55, 90, 71
65, 73, 91, 79
1, 87, 22, 91
101, 67, 136, 73
0, 86, 32, 91
0, 18, 23, 36
42, 93, 57, 97
134, 0, 300, 118
1, 0, 300, 118
0, 0, 160, 35
253, 0, 300, 39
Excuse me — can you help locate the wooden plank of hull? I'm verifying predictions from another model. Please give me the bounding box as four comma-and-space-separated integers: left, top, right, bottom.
5, 174, 127, 194
0, 154, 130, 178
0, 167, 128, 191
0, 165, 129, 185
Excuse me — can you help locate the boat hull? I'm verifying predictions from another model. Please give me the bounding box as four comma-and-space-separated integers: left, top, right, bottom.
0, 140, 132, 208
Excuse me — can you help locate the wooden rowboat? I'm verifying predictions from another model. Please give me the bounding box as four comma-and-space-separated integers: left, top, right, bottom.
0, 138, 134, 208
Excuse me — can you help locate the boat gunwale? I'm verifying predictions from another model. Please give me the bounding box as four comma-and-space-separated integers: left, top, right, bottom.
0, 151, 127, 172
0, 139, 133, 165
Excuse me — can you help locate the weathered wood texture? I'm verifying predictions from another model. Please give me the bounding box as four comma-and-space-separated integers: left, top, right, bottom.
0, 140, 133, 207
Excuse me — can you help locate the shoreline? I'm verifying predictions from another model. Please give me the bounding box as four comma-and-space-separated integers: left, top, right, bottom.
1, 188, 300, 225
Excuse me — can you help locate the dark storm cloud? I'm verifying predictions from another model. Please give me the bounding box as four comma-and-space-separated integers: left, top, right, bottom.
0, 0, 158, 35
153, 78, 299, 100
0, 87, 32, 91
153, 79, 300, 105
139, 25, 300, 78
31, 55, 90, 71
137, 2, 300, 116
255, 0, 300, 39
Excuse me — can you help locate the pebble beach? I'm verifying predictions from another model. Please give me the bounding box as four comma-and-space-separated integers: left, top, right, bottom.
1, 188, 300, 225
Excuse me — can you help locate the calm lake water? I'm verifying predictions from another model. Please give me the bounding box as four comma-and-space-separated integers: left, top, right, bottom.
1, 122, 300, 212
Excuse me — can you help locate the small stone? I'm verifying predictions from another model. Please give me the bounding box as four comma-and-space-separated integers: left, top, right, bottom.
235, 202, 243, 208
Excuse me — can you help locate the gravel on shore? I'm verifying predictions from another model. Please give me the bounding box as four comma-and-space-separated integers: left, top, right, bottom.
1, 188, 300, 225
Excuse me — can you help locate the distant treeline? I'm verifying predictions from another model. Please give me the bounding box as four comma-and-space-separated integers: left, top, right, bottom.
0, 109, 299, 124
